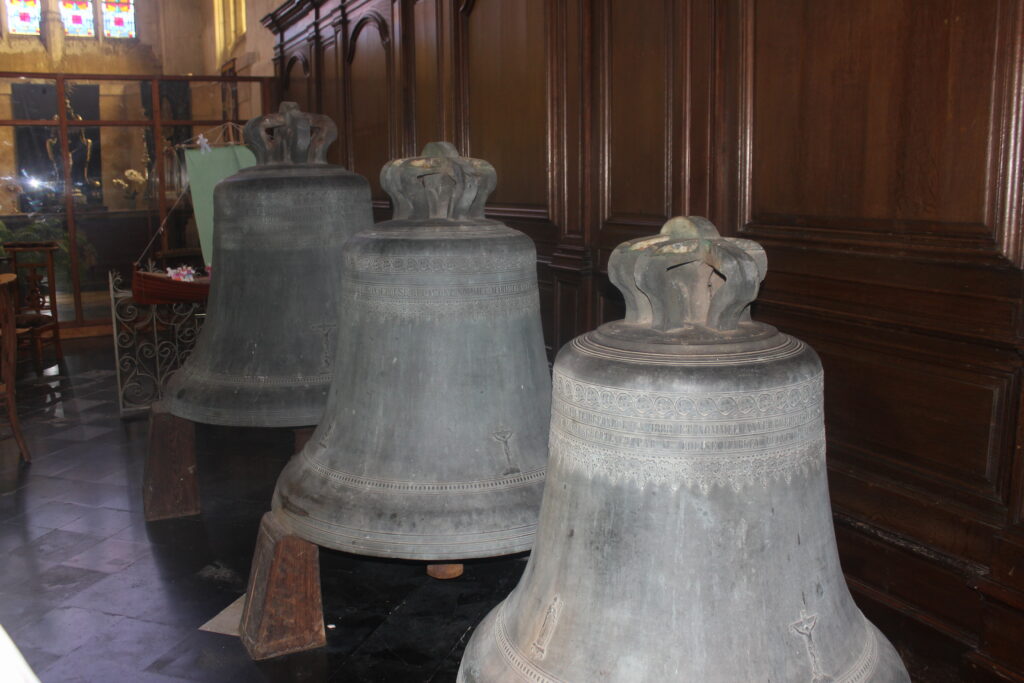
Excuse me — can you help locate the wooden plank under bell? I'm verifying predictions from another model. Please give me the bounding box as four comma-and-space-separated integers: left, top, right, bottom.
143, 401, 199, 521
241, 511, 325, 660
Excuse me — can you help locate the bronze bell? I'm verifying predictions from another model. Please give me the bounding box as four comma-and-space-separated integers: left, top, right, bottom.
459, 217, 910, 681
270, 142, 551, 560
165, 103, 373, 427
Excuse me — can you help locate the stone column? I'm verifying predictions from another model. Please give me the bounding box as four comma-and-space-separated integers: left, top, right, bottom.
40, 0, 64, 63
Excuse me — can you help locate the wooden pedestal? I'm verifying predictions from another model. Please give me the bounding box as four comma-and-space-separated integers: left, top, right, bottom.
241, 512, 325, 660
143, 407, 314, 522
238, 522, 468, 659
143, 401, 199, 521
293, 426, 315, 455
426, 563, 464, 579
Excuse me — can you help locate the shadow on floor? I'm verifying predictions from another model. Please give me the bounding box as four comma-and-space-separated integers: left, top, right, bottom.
0, 338, 526, 682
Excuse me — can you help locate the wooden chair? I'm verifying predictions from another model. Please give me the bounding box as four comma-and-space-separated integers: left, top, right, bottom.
0, 273, 29, 462
2, 242, 64, 375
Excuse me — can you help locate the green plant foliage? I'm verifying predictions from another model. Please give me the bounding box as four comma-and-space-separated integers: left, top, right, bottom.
0, 217, 97, 289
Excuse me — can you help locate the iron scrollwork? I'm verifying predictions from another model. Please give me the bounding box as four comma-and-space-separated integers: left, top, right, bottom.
109, 270, 205, 416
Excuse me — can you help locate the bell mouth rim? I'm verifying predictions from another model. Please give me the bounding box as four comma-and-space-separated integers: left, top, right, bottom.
273, 507, 540, 560
364, 217, 511, 232
588, 320, 784, 355
228, 163, 364, 177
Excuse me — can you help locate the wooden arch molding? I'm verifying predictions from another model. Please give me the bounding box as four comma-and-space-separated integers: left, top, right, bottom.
282, 53, 311, 90
346, 12, 391, 64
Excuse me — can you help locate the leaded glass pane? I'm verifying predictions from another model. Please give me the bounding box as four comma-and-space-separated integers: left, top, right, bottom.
6, 0, 41, 35
61, 0, 95, 37
101, 0, 134, 39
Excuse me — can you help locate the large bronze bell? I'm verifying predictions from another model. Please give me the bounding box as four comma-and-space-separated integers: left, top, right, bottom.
270, 142, 551, 560
165, 103, 373, 427
459, 217, 910, 681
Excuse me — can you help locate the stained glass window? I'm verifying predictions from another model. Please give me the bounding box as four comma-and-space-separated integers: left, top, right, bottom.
60, 0, 94, 37
101, 0, 134, 39
5, 0, 41, 35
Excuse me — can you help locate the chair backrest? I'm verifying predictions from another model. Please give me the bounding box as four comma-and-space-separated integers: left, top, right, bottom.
2, 241, 60, 322
0, 273, 18, 388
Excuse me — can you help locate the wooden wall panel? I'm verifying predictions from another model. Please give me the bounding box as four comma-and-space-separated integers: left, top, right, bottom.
794, 323, 1015, 512
742, 0, 1024, 265
263, 0, 1024, 678
718, 1, 1024, 678
827, 359, 1011, 506
835, 522, 985, 641
751, 0, 995, 232
458, 0, 548, 211
592, 0, 686, 328
601, 0, 671, 223
320, 22, 344, 165
536, 263, 556, 358
346, 12, 394, 201
594, 275, 625, 327
593, 0, 685, 268
281, 53, 313, 111
411, 0, 442, 149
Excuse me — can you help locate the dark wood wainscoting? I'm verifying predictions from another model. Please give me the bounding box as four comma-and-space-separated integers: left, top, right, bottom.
263, 1, 1024, 679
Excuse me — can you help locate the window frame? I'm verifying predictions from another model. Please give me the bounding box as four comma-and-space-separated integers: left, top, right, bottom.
4, 0, 43, 36
99, 0, 136, 40
1, 0, 138, 40
59, 0, 97, 39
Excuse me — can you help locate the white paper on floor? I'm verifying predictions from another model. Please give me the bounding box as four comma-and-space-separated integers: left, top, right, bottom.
199, 594, 246, 637
0, 623, 41, 683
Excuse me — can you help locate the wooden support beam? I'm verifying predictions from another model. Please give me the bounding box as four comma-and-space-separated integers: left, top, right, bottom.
143, 401, 199, 521
241, 511, 325, 660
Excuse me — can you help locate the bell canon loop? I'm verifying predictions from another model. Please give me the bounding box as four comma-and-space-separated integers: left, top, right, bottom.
165, 103, 373, 427
270, 142, 552, 560
458, 217, 910, 681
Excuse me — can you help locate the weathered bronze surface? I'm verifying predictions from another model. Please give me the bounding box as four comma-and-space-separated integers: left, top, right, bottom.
459, 217, 910, 681
271, 143, 551, 560
165, 102, 373, 427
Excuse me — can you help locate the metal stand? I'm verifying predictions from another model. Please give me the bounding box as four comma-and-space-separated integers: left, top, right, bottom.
109, 271, 205, 417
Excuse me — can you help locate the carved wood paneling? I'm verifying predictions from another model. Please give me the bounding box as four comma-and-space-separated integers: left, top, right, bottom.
743, 0, 1024, 267
554, 276, 584, 354
593, 0, 713, 268
536, 263, 555, 358
772, 307, 1018, 514
457, 0, 549, 212
758, 246, 1024, 345
597, 0, 673, 226
320, 20, 344, 165
411, 0, 442, 149
721, 12, 1024, 672
835, 522, 984, 644
593, 0, 672, 271
282, 53, 313, 111
263, 0, 1024, 677
345, 10, 394, 201
751, 1, 994, 238
719, 7, 1024, 677
594, 274, 625, 328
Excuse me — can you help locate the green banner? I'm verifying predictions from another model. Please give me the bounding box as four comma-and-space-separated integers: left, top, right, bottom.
184, 145, 256, 265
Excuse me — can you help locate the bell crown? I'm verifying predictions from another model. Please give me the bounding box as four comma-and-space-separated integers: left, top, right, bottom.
381, 142, 497, 220
245, 102, 337, 165
607, 216, 768, 332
